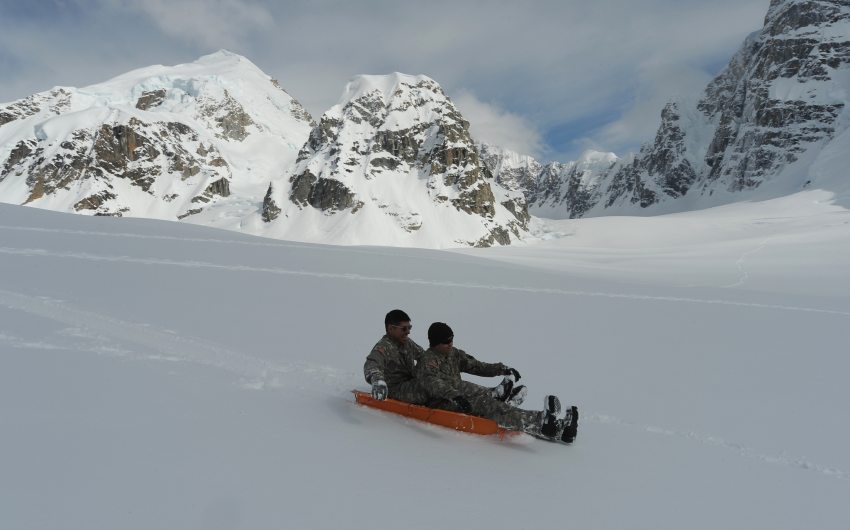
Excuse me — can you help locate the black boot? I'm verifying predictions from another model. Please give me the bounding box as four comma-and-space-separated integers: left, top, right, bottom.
506, 384, 527, 406
559, 406, 579, 443
540, 395, 561, 437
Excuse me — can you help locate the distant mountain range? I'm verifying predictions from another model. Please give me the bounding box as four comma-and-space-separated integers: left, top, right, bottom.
1, 0, 848, 246
484, 0, 850, 219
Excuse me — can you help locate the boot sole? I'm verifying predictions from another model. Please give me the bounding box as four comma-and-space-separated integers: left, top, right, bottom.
506, 385, 527, 406
544, 395, 561, 416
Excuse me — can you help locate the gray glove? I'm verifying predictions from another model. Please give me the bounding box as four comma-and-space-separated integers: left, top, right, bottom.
371, 379, 388, 401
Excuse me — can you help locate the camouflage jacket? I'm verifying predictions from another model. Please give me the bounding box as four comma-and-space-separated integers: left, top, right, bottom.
415, 347, 507, 401
363, 335, 425, 388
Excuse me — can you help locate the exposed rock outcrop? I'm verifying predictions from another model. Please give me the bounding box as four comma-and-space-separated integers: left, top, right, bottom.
281, 74, 529, 246
485, 0, 850, 218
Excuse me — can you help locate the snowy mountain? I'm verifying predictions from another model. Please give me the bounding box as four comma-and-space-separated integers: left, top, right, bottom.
3, 0, 848, 242
256, 74, 530, 247
597, 0, 850, 215
0, 59, 528, 248
479, 143, 618, 219
485, 0, 850, 219
0, 50, 315, 222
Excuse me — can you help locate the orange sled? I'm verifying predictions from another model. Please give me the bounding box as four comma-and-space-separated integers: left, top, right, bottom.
353, 390, 520, 439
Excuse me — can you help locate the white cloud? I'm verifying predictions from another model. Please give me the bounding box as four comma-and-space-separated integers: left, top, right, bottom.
0, 0, 773, 161
581, 64, 716, 157
107, 0, 274, 49
452, 90, 544, 158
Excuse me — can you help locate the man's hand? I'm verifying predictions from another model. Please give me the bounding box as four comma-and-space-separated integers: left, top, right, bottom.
503, 367, 521, 381
452, 395, 472, 413
371, 379, 388, 401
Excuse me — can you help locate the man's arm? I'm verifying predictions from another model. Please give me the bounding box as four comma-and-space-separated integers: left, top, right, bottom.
456, 348, 508, 378
363, 343, 387, 384
364, 343, 391, 400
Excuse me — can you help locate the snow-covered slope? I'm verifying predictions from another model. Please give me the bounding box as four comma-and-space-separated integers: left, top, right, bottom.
0, 50, 315, 223
253, 73, 530, 247
2, 197, 849, 529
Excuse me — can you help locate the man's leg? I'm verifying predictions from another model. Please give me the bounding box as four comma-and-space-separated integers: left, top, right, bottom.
457, 381, 542, 434
389, 379, 430, 405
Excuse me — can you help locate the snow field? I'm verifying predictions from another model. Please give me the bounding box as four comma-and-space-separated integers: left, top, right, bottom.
1, 196, 849, 529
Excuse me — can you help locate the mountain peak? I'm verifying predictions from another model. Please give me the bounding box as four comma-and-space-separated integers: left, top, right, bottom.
339, 73, 441, 105
193, 49, 251, 67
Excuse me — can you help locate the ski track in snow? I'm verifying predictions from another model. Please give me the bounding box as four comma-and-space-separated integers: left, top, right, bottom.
587, 413, 849, 482
0, 224, 404, 258
723, 237, 772, 289
1, 287, 848, 484
0, 288, 359, 396
2, 245, 850, 318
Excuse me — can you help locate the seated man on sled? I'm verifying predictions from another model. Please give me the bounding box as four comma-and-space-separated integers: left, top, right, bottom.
415, 322, 578, 443
363, 309, 526, 406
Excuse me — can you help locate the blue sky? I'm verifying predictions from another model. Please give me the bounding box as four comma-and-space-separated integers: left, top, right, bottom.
0, 0, 770, 161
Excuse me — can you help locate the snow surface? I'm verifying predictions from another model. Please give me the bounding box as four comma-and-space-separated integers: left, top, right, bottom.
1, 187, 849, 529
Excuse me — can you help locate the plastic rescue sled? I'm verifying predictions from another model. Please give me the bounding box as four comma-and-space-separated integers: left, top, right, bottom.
353, 390, 520, 440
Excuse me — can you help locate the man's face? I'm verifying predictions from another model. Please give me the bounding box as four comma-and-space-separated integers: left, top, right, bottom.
386, 321, 412, 343
433, 337, 453, 354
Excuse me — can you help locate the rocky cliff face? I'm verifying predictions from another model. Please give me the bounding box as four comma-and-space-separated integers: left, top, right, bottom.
483, 0, 850, 219
262, 74, 529, 247
479, 143, 618, 219
0, 51, 314, 220
697, 0, 849, 192
566, 0, 850, 217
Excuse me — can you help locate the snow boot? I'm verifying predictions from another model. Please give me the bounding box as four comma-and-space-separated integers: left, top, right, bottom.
540, 395, 562, 438
492, 376, 514, 401
558, 406, 579, 443
505, 384, 527, 407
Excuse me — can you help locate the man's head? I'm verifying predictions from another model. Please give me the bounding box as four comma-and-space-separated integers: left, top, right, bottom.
385, 309, 412, 344
428, 322, 454, 352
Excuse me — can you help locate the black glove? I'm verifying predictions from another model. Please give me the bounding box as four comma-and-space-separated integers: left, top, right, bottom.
503, 367, 521, 381
371, 379, 388, 401
452, 395, 472, 414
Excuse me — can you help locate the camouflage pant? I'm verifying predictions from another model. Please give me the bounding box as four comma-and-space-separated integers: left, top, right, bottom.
428, 381, 542, 434
388, 378, 431, 405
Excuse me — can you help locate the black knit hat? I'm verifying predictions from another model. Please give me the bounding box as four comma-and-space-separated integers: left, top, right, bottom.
428, 322, 454, 347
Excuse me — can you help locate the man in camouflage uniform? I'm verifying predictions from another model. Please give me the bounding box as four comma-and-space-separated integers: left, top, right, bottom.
415, 322, 578, 442
363, 309, 430, 404
364, 310, 525, 406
